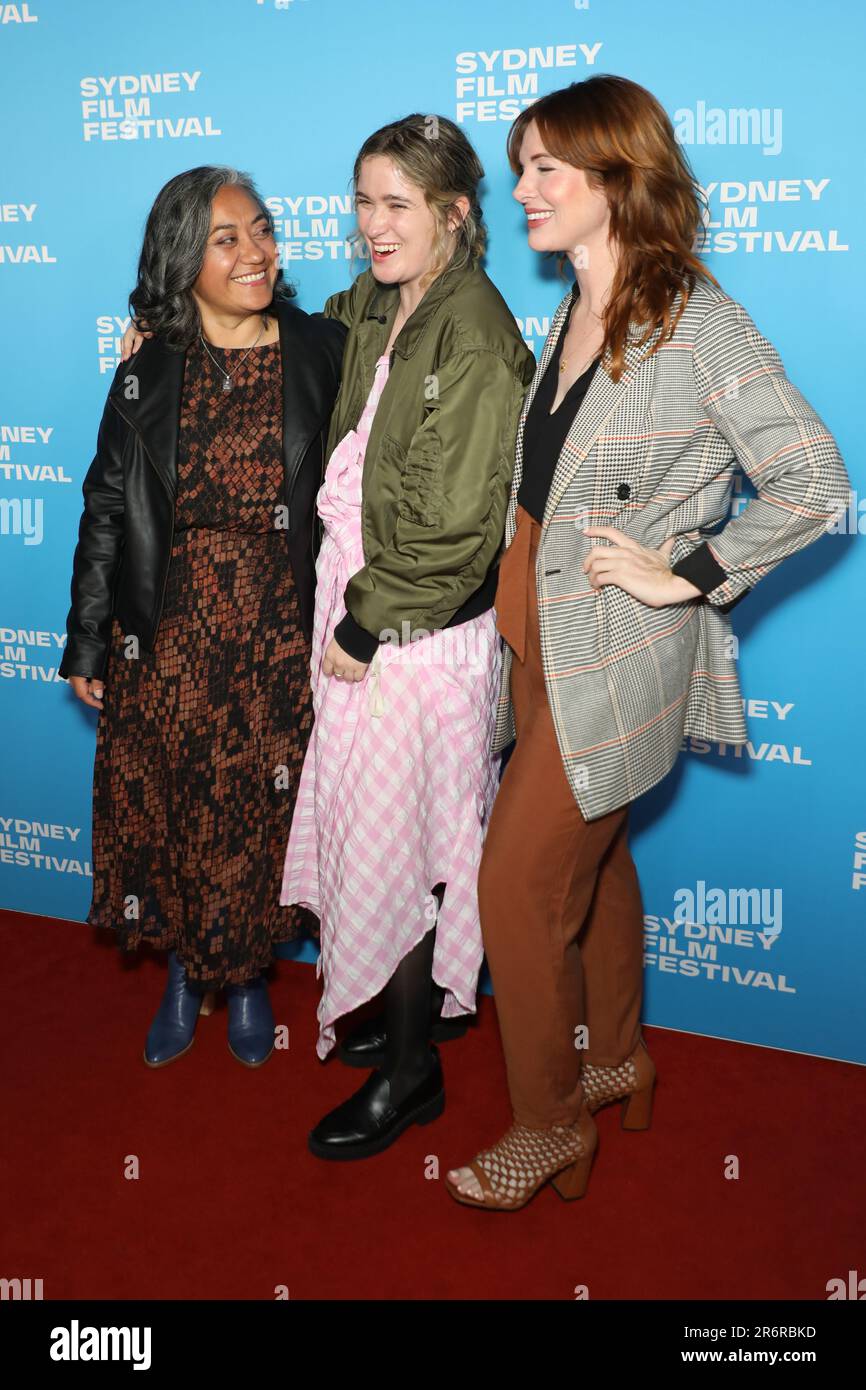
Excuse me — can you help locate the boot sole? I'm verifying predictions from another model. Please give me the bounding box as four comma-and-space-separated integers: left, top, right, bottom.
228, 1042, 275, 1068
142, 1037, 195, 1069
307, 1088, 445, 1161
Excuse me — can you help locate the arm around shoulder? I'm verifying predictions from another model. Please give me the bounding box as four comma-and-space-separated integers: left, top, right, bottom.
315, 272, 370, 330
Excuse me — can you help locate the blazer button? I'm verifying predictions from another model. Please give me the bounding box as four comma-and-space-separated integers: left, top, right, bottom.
617, 482, 631, 500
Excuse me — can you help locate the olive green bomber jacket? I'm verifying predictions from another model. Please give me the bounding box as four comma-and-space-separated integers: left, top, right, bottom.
320, 259, 536, 662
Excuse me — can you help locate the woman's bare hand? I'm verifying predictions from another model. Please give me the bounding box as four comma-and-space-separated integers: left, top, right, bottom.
582, 526, 702, 607
322, 638, 369, 682
69, 675, 105, 710
121, 321, 150, 360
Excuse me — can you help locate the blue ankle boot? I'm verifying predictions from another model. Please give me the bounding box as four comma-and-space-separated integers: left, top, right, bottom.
143, 950, 212, 1068
225, 975, 275, 1067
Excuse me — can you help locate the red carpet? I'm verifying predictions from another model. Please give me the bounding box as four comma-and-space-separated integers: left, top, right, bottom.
2, 907, 863, 1301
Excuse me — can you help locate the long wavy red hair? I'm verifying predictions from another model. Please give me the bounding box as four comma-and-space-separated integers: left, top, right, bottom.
507, 75, 719, 381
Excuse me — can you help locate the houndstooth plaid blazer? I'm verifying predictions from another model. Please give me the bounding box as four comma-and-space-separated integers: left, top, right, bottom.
491, 278, 850, 819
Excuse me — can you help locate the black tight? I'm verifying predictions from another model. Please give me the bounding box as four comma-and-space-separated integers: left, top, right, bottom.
382, 882, 445, 1102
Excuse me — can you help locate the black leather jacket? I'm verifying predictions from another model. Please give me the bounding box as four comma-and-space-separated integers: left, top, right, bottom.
59, 299, 345, 680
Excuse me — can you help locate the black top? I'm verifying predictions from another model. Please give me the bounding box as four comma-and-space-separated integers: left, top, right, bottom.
517, 291, 601, 524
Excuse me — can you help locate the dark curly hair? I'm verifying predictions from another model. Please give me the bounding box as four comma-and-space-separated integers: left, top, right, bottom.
129, 165, 295, 349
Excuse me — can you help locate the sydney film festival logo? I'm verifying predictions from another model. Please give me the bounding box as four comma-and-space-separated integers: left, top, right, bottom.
79, 70, 222, 142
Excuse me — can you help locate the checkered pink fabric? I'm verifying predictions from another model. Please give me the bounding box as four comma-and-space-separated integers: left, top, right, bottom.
280, 353, 502, 1059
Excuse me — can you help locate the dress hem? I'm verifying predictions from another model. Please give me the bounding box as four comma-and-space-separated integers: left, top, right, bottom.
88, 904, 317, 987
313, 916, 480, 1061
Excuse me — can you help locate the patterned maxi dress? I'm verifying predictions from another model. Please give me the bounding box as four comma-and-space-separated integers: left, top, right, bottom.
87, 337, 316, 985
281, 352, 503, 1059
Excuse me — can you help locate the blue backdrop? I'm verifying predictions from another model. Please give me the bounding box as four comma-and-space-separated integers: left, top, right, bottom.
1, 0, 861, 1063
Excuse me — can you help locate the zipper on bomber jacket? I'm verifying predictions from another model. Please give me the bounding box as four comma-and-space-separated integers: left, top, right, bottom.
108, 396, 175, 642
355, 346, 396, 562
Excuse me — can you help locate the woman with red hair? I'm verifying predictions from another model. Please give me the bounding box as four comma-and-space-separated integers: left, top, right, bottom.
446, 75, 849, 1210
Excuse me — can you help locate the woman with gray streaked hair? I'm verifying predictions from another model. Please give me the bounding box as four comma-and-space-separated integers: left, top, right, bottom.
59, 166, 345, 1069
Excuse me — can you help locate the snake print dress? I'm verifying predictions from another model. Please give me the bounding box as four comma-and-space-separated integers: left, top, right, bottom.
86, 336, 316, 986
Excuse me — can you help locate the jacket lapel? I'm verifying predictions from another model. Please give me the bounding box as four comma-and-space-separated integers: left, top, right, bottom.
506, 283, 679, 542
353, 284, 398, 412
277, 301, 335, 503
387, 258, 470, 360
510, 286, 573, 511
542, 330, 659, 527
110, 336, 184, 499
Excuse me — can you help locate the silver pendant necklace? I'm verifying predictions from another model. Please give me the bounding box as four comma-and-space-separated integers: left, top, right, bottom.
199, 317, 267, 393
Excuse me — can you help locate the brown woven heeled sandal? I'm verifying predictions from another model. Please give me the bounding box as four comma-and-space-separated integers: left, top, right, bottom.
445, 1104, 598, 1212
581, 1036, 656, 1129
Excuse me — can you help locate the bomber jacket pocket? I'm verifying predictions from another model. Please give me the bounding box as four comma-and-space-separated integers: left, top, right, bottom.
397, 435, 443, 528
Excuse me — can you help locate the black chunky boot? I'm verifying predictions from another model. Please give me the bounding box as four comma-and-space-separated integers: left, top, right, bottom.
309, 908, 446, 1160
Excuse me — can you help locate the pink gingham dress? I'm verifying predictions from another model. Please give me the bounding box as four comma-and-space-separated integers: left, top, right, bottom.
280, 352, 502, 1059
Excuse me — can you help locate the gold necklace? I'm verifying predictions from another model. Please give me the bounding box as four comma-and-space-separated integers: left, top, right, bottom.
560, 355, 597, 376
559, 301, 601, 374
559, 314, 584, 374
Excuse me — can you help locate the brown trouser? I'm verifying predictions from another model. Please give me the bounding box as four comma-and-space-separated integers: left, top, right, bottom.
478, 505, 645, 1128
